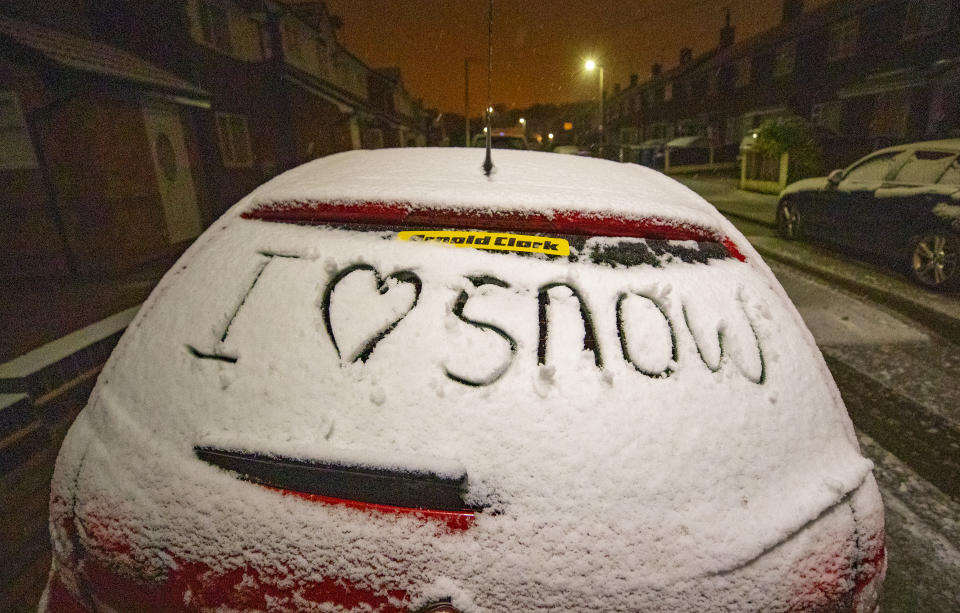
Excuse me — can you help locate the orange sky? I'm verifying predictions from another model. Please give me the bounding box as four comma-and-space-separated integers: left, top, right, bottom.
326, 0, 833, 115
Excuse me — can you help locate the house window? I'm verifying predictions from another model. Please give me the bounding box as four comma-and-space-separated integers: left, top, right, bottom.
315, 36, 328, 70
664, 82, 673, 102
0, 91, 38, 169
735, 57, 751, 88
198, 0, 232, 54
773, 42, 796, 77
870, 92, 911, 138
811, 101, 842, 133
903, 0, 950, 40
283, 22, 303, 61
827, 17, 858, 62
215, 113, 253, 167
363, 128, 384, 149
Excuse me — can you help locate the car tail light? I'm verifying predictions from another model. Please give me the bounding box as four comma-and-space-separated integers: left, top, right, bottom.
852, 534, 886, 613
195, 446, 476, 530
241, 200, 746, 262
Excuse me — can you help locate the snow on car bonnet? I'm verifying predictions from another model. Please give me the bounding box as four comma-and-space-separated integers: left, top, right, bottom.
71, 149, 872, 604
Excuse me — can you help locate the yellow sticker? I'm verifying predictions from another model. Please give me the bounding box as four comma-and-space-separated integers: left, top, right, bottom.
397, 230, 570, 256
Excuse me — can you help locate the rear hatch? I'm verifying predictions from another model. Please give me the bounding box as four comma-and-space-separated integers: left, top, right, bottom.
65, 149, 874, 604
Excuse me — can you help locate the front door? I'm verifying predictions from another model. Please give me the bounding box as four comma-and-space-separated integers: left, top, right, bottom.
142, 102, 202, 244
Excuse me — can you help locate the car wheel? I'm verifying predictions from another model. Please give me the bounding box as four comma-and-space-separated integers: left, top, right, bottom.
910, 231, 960, 290
776, 199, 801, 240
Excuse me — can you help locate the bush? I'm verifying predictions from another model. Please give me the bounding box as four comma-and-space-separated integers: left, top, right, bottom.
754, 116, 823, 183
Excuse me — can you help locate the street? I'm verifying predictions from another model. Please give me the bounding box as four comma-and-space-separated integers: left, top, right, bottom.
719, 189, 960, 612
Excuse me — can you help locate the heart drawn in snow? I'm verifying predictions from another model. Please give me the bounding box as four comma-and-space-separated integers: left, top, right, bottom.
321, 264, 423, 363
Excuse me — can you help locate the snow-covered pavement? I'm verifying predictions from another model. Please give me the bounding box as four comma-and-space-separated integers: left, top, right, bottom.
858, 432, 960, 612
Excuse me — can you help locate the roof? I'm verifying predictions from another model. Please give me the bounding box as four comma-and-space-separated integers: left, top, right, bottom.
609, 0, 888, 100
874, 138, 960, 155
667, 136, 707, 148
239, 148, 735, 235
0, 14, 208, 98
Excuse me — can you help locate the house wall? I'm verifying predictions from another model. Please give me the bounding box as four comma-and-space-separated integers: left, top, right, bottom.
0, 59, 69, 276
286, 83, 354, 162
607, 0, 960, 168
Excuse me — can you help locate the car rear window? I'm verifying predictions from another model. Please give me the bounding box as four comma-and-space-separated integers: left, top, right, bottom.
937, 159, 960, 185
844, 151, 902, 183
892, 150, 957, 184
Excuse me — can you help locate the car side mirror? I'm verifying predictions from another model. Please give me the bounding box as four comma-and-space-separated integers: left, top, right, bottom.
827, 169, 843, 185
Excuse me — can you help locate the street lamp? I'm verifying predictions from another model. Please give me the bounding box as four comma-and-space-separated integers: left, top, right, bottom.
584, 59, 604, 144
464, 57, 483, 147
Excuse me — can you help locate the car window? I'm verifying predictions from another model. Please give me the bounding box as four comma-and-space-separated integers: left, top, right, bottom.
843, 151, 903, 183
473, 135, 526, 149
936, 158, 960, 185
891, 150, 957, 184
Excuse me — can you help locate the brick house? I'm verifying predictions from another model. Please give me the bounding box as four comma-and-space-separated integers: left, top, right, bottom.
1, 0, 427, 279
607, 0, 960, 168
0, 14, 211, 277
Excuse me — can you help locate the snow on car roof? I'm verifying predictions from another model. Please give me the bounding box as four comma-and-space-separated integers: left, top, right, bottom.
59, 149, 873, 609
871, 137, 960, 156
240, 148, 732, 233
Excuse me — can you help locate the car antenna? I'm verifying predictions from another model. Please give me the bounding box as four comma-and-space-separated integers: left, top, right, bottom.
482, 0, 494, 176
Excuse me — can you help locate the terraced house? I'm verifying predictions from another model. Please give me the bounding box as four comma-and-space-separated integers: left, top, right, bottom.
0, 0, 427, 277
607, 0, 960, 169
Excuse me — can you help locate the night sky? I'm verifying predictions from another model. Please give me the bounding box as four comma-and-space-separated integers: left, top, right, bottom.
326, 0, 832, 116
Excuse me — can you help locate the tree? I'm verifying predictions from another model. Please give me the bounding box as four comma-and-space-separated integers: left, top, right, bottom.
754, 116, 823, 183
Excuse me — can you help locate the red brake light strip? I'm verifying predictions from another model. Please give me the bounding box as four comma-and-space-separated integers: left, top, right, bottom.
242, 201, 746, 262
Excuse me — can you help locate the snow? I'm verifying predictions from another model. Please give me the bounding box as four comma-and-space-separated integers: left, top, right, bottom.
238, 148, 730, 232
0, 306, 138, 380
934, 201, 960, 219
780, 176, 828, 197
0, 392, 29, 411
49, 150, 879, 611
892, 154, 956, 185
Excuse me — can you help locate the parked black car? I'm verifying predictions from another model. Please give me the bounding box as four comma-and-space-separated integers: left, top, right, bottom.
777, 139, 960, 290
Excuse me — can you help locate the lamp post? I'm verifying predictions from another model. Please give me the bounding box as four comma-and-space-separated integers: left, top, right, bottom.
584, 59, 604, 145
464, 58, 483, 147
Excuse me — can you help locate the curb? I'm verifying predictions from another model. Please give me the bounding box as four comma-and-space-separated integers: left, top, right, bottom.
752, 244, 960, 346
825, 353, 960, 500
713, 205, 776, 230
712, 204, 960, 346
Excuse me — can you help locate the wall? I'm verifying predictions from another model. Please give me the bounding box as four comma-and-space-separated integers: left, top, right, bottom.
0, 59, 69, 276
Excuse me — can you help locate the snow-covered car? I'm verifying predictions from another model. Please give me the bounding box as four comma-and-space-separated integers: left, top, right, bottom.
471, 128, 528, 149
44, 149, 884, 612
777, 139, 960, 290
550, 144, 585, 155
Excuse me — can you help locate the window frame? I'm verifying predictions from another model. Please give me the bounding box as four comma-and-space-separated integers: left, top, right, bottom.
826, 17, 858, 62
197, 0, 233, 55
903, 0, 951, 40
773, 41, 796, 78
889, 150, 959, 185
841, 150, 906, 184
735, 56, 752, 88
215, 112, 254, 168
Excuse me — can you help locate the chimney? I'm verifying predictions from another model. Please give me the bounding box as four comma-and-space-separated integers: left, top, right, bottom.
630, 73, 639, 87
782, 0, 804, 23
679, 47, 693, 65
719, 9, 735, 48
651, 63, 662, 78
